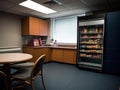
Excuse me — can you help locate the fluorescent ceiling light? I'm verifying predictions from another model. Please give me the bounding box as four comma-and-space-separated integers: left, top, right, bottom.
19, 0, 56, 14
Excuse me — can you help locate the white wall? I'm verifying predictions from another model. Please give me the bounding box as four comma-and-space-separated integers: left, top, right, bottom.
0, 12, 22, 48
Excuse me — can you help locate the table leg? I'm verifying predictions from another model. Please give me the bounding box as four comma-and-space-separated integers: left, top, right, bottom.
3, 64, 11, 90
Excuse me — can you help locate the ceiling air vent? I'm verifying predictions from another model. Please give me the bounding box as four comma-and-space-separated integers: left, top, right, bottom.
43, 0, 62, 5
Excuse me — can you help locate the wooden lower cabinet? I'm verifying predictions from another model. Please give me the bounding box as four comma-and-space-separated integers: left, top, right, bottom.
33, 48, 51, 62
33, 48, 43, 62
51, 49, 63, 62
23, 47, 76, 64
23, 47, 50, 62
22, 47, 34, 61
42, 48, 51, 62
51, 49, 76, 64
63, 49, 76, 64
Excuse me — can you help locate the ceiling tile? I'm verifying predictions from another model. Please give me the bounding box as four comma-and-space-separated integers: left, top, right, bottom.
44, 8, 89, 18
5, 9, 28, 16
6, 0, 25, 4
9, 5, 35, 13
28, 11, 47, 18
81, 0, 109, 10
59, 0, 79, 4
0, 0, 15, 11
33, 0, 49, 4
44, 4, 71, 12
0, 0, 119, 18
65, 1, 88, 9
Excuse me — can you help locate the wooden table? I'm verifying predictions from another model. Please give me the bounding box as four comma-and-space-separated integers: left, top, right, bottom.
0, 53, 33, 90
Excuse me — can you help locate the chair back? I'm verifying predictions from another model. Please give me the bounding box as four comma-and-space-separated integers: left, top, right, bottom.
31, 54, 46, 78
0, 71, 8, 90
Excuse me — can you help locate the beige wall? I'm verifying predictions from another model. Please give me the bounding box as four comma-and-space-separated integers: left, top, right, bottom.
0, 12, 22, 48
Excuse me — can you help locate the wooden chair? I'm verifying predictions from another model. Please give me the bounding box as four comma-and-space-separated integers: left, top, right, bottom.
0, 64, 4, 71
0, 71, 8, 90
11, 61, 34, 69
11, 54, 46, 90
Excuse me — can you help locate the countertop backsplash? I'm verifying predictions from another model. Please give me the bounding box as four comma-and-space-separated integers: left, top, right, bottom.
22, 35, 47, 46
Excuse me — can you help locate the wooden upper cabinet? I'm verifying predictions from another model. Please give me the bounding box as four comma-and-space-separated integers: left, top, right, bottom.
29, 17, 40, 35
22, 16, 49, 36
39, 19, 48, 36
22, 17, 40, 35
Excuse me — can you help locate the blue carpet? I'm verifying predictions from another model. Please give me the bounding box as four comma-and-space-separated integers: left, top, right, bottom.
33, 62, 120, 90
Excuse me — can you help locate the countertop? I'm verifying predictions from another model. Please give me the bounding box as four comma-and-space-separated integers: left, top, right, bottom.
23, 45, 77, 50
